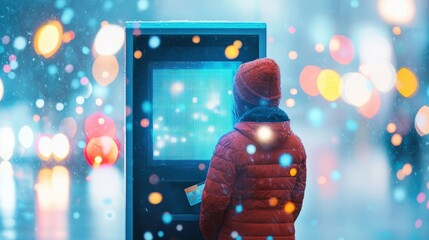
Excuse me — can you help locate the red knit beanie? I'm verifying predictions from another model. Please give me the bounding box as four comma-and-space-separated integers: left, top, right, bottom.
233, 58, 281, 107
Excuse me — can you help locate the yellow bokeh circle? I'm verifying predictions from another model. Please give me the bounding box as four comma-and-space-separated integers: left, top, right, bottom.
396, 67, 418, 98
317, 69, 342, 101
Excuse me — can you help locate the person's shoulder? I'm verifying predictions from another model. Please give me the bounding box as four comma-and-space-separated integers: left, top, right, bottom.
217, 129, 243, 149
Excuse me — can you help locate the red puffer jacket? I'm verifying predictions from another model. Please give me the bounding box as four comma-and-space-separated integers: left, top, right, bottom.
200, 107, 307, 240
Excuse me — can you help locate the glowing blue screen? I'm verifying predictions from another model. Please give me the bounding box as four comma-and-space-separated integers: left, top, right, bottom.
151, 61, 241, 160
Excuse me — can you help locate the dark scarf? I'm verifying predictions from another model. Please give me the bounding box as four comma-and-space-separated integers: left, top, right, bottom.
238, 106, 290, 123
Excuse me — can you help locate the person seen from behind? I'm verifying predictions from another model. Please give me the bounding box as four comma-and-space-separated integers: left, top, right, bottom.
200, 58, 307, 240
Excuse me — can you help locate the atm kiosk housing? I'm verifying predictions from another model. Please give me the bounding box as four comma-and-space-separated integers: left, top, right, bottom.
125, 21, 266, 239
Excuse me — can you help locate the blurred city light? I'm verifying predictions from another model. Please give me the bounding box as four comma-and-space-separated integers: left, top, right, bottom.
34, 20, 63, 58
0, 127, 15, 161
93, 24, 125, 56
377, 0, 416, 25
328, 35, 355, 65
341, 72, 373, 107
317, 69, 342, 102
18, 125, 34, 149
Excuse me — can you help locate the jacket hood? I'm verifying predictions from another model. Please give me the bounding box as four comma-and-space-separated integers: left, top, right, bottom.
233, 107, 291, 149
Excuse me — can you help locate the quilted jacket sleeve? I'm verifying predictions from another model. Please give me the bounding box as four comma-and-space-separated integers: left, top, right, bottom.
291, 144, 307, 221
199, 136, 237, 240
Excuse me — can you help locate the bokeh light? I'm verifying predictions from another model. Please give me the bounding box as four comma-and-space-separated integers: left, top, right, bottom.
268, 197, 278, 207
170, 82, 184, 95
37, 136, 52, 161
235, 204, 243, 213
61, 8, 75, 25
13, 36, 27, 50
392, 26, 402, 35
51, 166, 70, 209
284, 201, 295, 214
35, 168, 53, 210
402, 163, 412, 176
396, 67, 418, 98
315, 43, 325, 53
415, 219, 423, 229
192, 35, 200, 44
391, 133, 403, 146
162, 212, 172, 224
416, 192, 426, 204
330, 170, 341, 181
51, 134, 70, 161
134, 50, 142, 59
342, 72, 372, 106
85, 112, 116, 138
92, 55, 119, 86
148, 192, 163, 205
318, 176, 327, 185
233, 40, 242, 49
288, 51, 298, 60
359, 31, 393, 64
225, 44, 239, 60
62, 31, 75, 43
0, 78, 4, 101
34, 20, 63, 58
377, 0, 416, 25
60, 117, 78, 138
358, 90, 381, 118
393, 187, 406, 202
144, 231, 153, 240
34, 166, 70, 210
198, 163, 206, 171
346, 119, 358, 131
362, 61, 396, 93
397, 169, 405, 181
328, 35, 355, 65
307, 107, 324, 128
231, 231, 239, 239
18, 125, 34, 149
415, 105, 429, 136
350, 0, 359, 8
285, 98, 295, 108
0, 160, 14, 176
93, 24, 124, 56
84, 136, 119, 167
317, 69, 342, 102
309, 15, 335, 45
299, 65, 321, 96
0, 127, 15, 161
290, 168, 297, 177
246, 144, 256, 155
148, 174, 160, 185
137, 0, 149, 11
256, 126, 273, 143
87, 166, 123, 210
386, 123, 397, 133
141, 101, 152, 113
149, 36, 160, 48
140, 118, 150, 128
279, 154, 292, 167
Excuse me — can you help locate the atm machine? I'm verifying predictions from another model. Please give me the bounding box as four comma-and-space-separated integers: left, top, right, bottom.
125, 21, 266, 239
